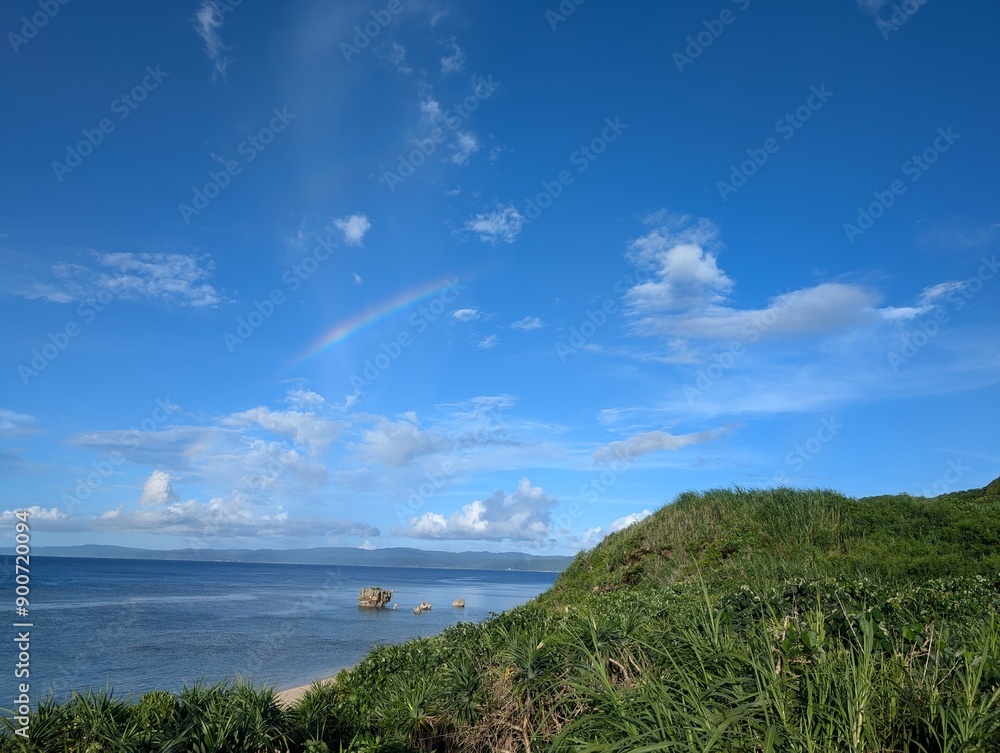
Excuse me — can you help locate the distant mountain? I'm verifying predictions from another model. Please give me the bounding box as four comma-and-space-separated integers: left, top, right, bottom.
12, 544, 574, 572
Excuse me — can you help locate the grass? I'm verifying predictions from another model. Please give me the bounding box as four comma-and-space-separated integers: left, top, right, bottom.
3, 480, 999, 752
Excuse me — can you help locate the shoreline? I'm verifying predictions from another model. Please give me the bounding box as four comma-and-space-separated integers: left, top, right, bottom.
275, 673, 341, 706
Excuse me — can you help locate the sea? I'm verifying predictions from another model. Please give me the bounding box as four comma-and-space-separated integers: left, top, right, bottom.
2, 556, 558, 703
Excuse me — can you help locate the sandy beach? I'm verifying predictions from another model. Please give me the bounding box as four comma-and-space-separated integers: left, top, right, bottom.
275, 675, 339, 707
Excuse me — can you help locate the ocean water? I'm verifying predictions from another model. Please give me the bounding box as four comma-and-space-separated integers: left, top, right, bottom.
4, 556, 558, 703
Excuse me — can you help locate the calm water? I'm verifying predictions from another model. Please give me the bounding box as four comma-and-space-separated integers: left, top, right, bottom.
3, 556, 558, 702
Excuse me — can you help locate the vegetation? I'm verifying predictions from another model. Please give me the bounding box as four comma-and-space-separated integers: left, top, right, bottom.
4, 480, 1000, 752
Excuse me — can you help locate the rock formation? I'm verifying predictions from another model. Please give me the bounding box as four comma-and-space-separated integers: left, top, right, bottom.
452, 599, 465, 608
358, 587, 392, 608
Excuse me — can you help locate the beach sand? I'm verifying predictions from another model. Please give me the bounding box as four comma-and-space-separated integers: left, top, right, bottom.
275, 675, 338, 707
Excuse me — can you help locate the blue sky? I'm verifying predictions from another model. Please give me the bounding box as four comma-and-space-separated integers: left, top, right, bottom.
1, 0, 997, 554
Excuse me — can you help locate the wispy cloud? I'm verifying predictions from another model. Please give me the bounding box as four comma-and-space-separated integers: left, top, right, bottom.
464, 202, 525, 245
192, 1, 233, 81
440, 40, 466, 74
512, 316, 544, 331
477, 334, 499, 349
452, 308, 480, 321
13, 252, 227, 308
593, 425, 734, 465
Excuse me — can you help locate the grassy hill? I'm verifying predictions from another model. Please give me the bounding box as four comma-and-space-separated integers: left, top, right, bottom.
5, 481, 1000, 752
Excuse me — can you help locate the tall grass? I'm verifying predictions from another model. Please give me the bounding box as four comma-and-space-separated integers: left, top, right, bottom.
4, 484, 998, 752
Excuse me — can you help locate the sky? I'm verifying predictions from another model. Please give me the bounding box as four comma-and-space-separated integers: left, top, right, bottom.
1, 0, 998, 555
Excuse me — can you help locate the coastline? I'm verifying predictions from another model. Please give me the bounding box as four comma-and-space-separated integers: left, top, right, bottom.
276, 674, 339, 706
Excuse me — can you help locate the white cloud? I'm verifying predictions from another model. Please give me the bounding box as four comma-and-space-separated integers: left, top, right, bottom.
283, 388, 326, 411
359, 540, 376, 550
593, 426, 733, 464
0, 409, 35, 437
448, 131, 479, 165
353, 272, 364, 286
192, 1, 232, 81
139, 470, 178, 508
465, 203, 525, 245
356, 416, 449, 467
18, 252, 226, 308
334, 214, 372, 246
511, 316, 543, 331
380, 42, 412, 74
440, 40, 466, 74
223, 407, 341, 455
94, 493, 379, 541
1, 506, 71, 528
397, 478, 557, 541
623, 214, 964, 345
452, 307, 480, 321
478, 334, 499, 349
610, 509, 652, 532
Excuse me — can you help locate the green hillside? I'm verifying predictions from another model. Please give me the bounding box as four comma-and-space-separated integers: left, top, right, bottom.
5, 482, 1000, 752
548, 484, 1000, 605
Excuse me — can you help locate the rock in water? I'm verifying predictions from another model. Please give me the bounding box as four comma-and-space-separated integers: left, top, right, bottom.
358, 587, 392, 608
452, 599, 465, 608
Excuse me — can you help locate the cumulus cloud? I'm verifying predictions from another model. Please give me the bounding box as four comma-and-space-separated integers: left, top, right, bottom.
223, 407, 341, 455
192, 1, 232, 81
452, 308, 480, 321
397, 478, 557, 541
283, 388, 326, 411
16, 252, 226, 308
334, 214, 372, 246
356, 416, 449, 467
464, 203, 525, 245
623, 213, 958, 344
593, 425, 733, 464
1, 506, 71, 528
95, 493, 379, 540
610, 509, 653, 532
511, 316, 543, 331
139, 470, 178, 508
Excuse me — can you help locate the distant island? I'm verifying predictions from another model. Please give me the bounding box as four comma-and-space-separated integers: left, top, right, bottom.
8, 544, 574, 572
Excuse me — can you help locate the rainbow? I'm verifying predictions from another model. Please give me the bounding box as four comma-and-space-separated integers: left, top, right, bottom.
298, 276, 464, 363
